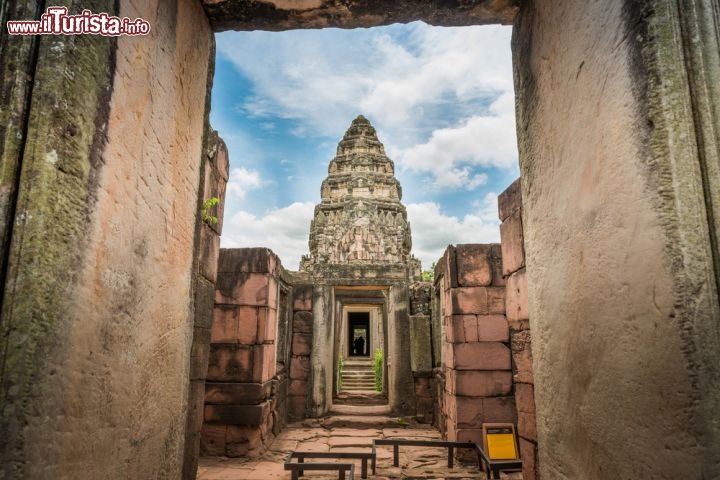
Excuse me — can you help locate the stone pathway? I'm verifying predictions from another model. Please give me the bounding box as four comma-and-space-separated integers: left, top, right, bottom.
197, 410, 522, 480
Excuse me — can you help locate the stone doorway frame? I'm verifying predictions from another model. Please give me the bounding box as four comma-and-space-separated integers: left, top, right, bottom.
0, 2, 718, 480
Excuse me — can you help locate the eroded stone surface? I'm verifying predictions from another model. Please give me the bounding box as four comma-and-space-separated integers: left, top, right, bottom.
201, 0, 518, 32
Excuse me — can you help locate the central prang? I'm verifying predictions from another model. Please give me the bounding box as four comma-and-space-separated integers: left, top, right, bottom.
300, 115, 420, 275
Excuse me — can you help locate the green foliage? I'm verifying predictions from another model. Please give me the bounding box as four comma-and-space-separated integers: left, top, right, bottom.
338, 354, 344, 391
421, 262, 436, 282
373, 347, 383, 392
395, 416, 409, 428
202, 196, 220, 224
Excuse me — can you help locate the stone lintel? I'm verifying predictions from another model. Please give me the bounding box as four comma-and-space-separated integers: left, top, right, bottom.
202, 0, 518, 32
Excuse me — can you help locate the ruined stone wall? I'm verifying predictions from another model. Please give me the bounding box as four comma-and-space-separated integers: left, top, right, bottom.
183, 132, 229, 479
513, 1, 720, 478
288, 284, 313, 420
202, 248, 288, 457
433, 245, 515, 458
409, 282, 434, 423
0, 1, 213, 478
499, 179, 536, 480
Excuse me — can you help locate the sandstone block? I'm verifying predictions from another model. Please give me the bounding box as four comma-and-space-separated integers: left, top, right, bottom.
290, 355, 311, 380
211, 305, 238, 344
252, 344, 276, 383
519, 437, 537, 480
461, 315, 478, 343
413, 376, 434, 397
199, 225, 220, 282
256, 307, 278, 344
505, 270, 529, 322
451, 287, 488, 314
453, 342, 511, 370
451, 370, 513, 397
490, 244, 506, 287
515, 383, 536, 414
497, 178, 521, 222
442, 341, 455, 369
482, 396, 517, 423
288, 379, 308, 396
215, 272, 271, 306
511, 330, 534, 384
207, 345, 253, 382
518, 411, 537, 442
200, 424, 226, 456
204, 382, 273, 405
293, 284, 313, 311
500, 209, 525, 276
293, 310, 313, 333
237, 306, 259, 344
291, 333, 313, 356
487, 287, 506, 314
456, 428, 484, 461
287, 395, 307, 420
217, 248, 279, 274
189, 327, 211, 381
444, 245, 459, 288
456, 396, 484, 427
204, 401, 272, 426
477, 315, 509, 342
456, 244, 494, 287
194, 276, 216, 330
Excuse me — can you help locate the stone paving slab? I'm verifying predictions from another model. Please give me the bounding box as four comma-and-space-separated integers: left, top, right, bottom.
197, 415, 523, 480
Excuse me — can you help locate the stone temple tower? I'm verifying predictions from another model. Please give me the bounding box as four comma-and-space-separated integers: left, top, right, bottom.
300, 115, 421, 275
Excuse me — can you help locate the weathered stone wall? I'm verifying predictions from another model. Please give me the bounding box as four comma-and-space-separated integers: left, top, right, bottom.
433, 245, 515, 458
183, 131, 229, 479
288, 284, 313, 420
0, 1, 213, 478
409, 282, 434, 423
513, 1, 720, 478
498, 179, 536, 480
202, 248, 288, 457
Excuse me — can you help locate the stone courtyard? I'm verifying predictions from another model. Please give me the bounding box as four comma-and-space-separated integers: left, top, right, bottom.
198, 408, 520, 480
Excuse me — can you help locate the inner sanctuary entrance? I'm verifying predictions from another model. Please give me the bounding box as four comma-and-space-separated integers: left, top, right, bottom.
347, 311, 371, 357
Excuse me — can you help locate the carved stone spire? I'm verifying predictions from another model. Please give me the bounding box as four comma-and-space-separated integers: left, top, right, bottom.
300, 115, 419, 273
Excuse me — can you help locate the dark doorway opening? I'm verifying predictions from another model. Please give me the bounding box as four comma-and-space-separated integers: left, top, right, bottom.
348, 311, 370, 357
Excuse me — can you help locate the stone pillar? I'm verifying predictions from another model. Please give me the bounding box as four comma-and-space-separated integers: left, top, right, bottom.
435, 244, 515, 459
288, 284, 313, 420
201, 248, 282, 457
388, 282, 416, 415
409, 282, 434, 423
513, 1, 720, 478
499, 179, 536, 480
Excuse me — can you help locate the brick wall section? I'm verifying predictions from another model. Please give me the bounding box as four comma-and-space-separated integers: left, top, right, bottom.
434, 244, 516, 460
288, 284, 313, 420
499, 178, 537, 480
201, 248, 284, 457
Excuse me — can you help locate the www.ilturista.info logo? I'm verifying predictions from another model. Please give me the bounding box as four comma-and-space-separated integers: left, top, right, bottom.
7, 7, 150, 36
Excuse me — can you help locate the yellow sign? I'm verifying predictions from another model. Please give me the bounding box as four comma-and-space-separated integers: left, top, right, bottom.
483, 424, 519, 460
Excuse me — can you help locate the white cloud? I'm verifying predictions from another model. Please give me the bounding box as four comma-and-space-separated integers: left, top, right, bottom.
215, 23, 513, 140
215, 24, 516, 191
395, 93, 517, 189
226, 167, 262, 200
221, 202, 315, 270
407, 193, 500, 269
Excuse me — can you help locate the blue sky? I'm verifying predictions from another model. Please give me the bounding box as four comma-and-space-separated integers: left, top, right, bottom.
211, 22, 519, 270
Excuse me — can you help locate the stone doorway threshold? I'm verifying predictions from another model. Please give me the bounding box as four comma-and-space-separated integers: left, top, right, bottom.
334, 390, 388, 407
